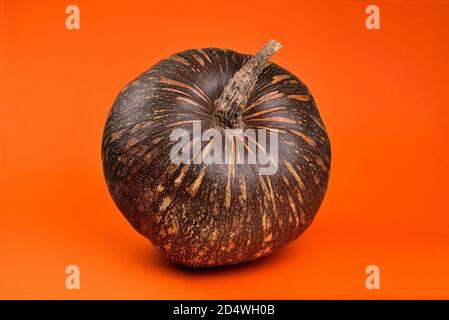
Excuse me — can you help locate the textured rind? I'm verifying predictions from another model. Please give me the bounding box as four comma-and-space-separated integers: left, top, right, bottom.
101, 48, 331, 267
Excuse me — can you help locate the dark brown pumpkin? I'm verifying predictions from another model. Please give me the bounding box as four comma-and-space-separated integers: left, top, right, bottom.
102, 40, 331, 267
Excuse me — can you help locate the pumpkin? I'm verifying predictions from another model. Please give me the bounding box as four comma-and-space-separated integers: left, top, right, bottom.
101, 40, 331, 267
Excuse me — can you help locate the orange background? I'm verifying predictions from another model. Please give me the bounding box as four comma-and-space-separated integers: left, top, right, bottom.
1, 0, 449, 299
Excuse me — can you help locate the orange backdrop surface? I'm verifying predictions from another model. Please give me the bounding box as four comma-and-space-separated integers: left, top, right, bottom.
1, 0, 449, 299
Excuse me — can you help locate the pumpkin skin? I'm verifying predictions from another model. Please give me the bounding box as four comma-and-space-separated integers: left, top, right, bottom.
102, 46, 331, 267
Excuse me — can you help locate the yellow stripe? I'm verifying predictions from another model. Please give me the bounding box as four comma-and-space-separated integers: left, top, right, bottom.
244, 91, 284, 112
188, 166, 207, 197
245, 117, 296, 124
289, 129, 317, 147
287, 194, 299, 227
166, 120, 197, 128
169, 55, 190, 66
192, 53, 205, 66
197, 49, 212, 63
285, 160, 305, 190
288, 94, 310, 101
251, 125, 287, 133
161, 87, 193, 97
243, 106, 287, 120
271, 74, 290, 84
174, 164, 190, 187
176, 96, 209, 112
225, 138, 235, 209
159, 77, 211, 105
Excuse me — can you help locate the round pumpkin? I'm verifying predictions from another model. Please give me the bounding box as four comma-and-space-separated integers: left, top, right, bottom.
102, 40, 331, 267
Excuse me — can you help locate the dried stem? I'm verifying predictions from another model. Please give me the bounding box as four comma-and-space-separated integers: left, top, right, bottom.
214, 39, 282, 128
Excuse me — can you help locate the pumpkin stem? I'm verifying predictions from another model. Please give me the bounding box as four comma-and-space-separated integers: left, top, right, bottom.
214, 39, 282, 128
